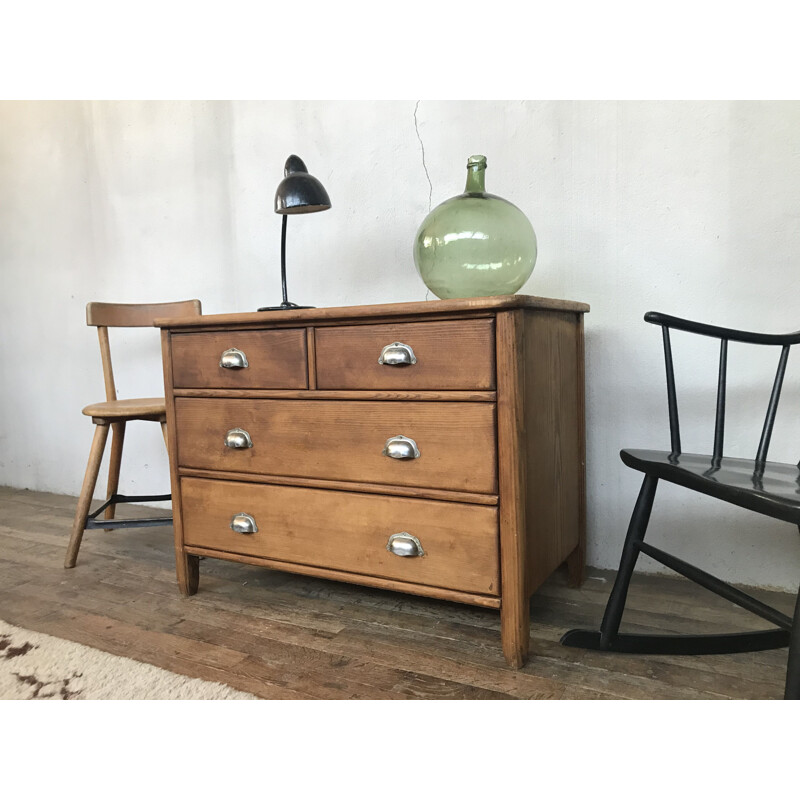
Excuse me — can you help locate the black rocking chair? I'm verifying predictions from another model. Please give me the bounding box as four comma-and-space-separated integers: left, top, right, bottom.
561, 311, 800, 699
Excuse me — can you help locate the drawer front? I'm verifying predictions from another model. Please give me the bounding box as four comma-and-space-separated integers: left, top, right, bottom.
181, 477, 499, 595
175, 398, 497, 494
171, 329, 308, 389
314, 319, 495, 390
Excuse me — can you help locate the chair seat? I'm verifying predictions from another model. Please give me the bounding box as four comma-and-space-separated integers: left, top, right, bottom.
82, 397, 166, 420
621, 449, 800, 525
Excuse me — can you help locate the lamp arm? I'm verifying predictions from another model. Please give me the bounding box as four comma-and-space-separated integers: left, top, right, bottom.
257, 210, 314, 311
280, 214, 289, 306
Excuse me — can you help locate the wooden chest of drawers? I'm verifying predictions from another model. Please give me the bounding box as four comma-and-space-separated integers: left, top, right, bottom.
158, 295, 589, 668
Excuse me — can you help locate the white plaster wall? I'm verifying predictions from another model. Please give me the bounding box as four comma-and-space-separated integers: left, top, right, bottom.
2, 100, 799, 590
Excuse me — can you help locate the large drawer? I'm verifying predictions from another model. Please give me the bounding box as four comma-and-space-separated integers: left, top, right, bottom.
314, 319, 495, 390
180, 477, 500, 595
174, 397, 497, 494
171, 328, 308, 389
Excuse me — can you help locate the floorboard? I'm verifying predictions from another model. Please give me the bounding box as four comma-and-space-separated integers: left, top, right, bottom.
0, 486, 794, 699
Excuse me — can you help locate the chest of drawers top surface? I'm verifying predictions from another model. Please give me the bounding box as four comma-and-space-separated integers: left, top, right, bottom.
156, 294, 589, 331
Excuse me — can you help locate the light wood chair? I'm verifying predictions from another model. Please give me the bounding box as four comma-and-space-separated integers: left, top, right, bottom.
64, 300, 202, 568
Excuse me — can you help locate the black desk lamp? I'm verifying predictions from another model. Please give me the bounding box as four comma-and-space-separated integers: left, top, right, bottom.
258, 154, 331, 311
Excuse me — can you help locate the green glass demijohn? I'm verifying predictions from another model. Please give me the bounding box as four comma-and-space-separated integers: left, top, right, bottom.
413, 155, 537, 299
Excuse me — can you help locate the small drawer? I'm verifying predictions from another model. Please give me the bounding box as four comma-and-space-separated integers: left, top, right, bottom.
314, 319, 495, 390
180, 477, 500, 595
171, 329, 308, 389
174, 397, 497, 494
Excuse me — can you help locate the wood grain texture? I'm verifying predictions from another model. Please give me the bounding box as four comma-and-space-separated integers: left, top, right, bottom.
97, 326, 116, 401
567, 314, 588, 587
184, 546, 502, 609
523, 310, 584, 594
161, 330, 198, 596
87, 299, 202, 327
496, 310, 530, 668
306, 328, 317, 390
67, 300, 201, 571
315, 318, 496, 390
103, 421, 126, 528
154, 294, 590, 329
177, 467, 498, 505
160, 421, 169, 449
159, 296, 589, 670
171, 328, 308, 389
174, 397, 498, 494
172, 388, 496, 402
64, 423, 109, 568
81, 397, 166, 419
180, 477, 500, 595
5, 486, 791, 699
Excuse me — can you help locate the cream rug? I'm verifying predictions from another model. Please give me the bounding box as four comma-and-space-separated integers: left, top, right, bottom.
0, 619, 257, 700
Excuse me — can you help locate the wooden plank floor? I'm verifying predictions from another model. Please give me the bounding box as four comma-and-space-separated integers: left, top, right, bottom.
0, 485, 794, 699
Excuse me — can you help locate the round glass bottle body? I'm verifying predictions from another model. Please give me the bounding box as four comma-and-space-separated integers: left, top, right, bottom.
413, 155, 537, 300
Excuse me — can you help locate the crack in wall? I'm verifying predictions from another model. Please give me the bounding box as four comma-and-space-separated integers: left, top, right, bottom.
414, 100, 433, 211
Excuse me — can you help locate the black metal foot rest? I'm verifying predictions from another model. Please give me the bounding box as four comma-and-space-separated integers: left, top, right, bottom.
84, 493, 172, 530
561, 628, 790, 656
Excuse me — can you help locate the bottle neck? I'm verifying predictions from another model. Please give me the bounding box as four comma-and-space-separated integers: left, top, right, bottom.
464, 164, 486, 194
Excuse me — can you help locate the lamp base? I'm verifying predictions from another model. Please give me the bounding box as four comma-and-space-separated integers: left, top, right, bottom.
257, 301, 315, 312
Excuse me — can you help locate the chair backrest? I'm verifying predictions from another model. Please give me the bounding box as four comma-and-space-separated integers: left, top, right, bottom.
645, 312, 800, 467
86, 300, 202, 402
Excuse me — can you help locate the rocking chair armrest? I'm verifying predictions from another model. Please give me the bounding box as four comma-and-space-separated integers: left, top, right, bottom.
644, 311, 800, 346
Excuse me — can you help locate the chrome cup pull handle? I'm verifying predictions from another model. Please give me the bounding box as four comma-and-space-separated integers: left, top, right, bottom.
382, 435, 420, 460
220, 347, 249, 369
386, 532, 425, 558
224, 428, 253, 449
230, 512, 258, 535
378, 342, 417, 366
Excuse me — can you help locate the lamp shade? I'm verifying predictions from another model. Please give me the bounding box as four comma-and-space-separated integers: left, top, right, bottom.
274, 155, 331, 215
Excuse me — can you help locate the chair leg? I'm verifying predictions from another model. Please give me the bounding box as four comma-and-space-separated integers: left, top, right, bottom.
599, 474, 659, 648
103, 421, 126, 531
785, 584, 800, 699
65, 422, 110, 568
160, 420, 169, 449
